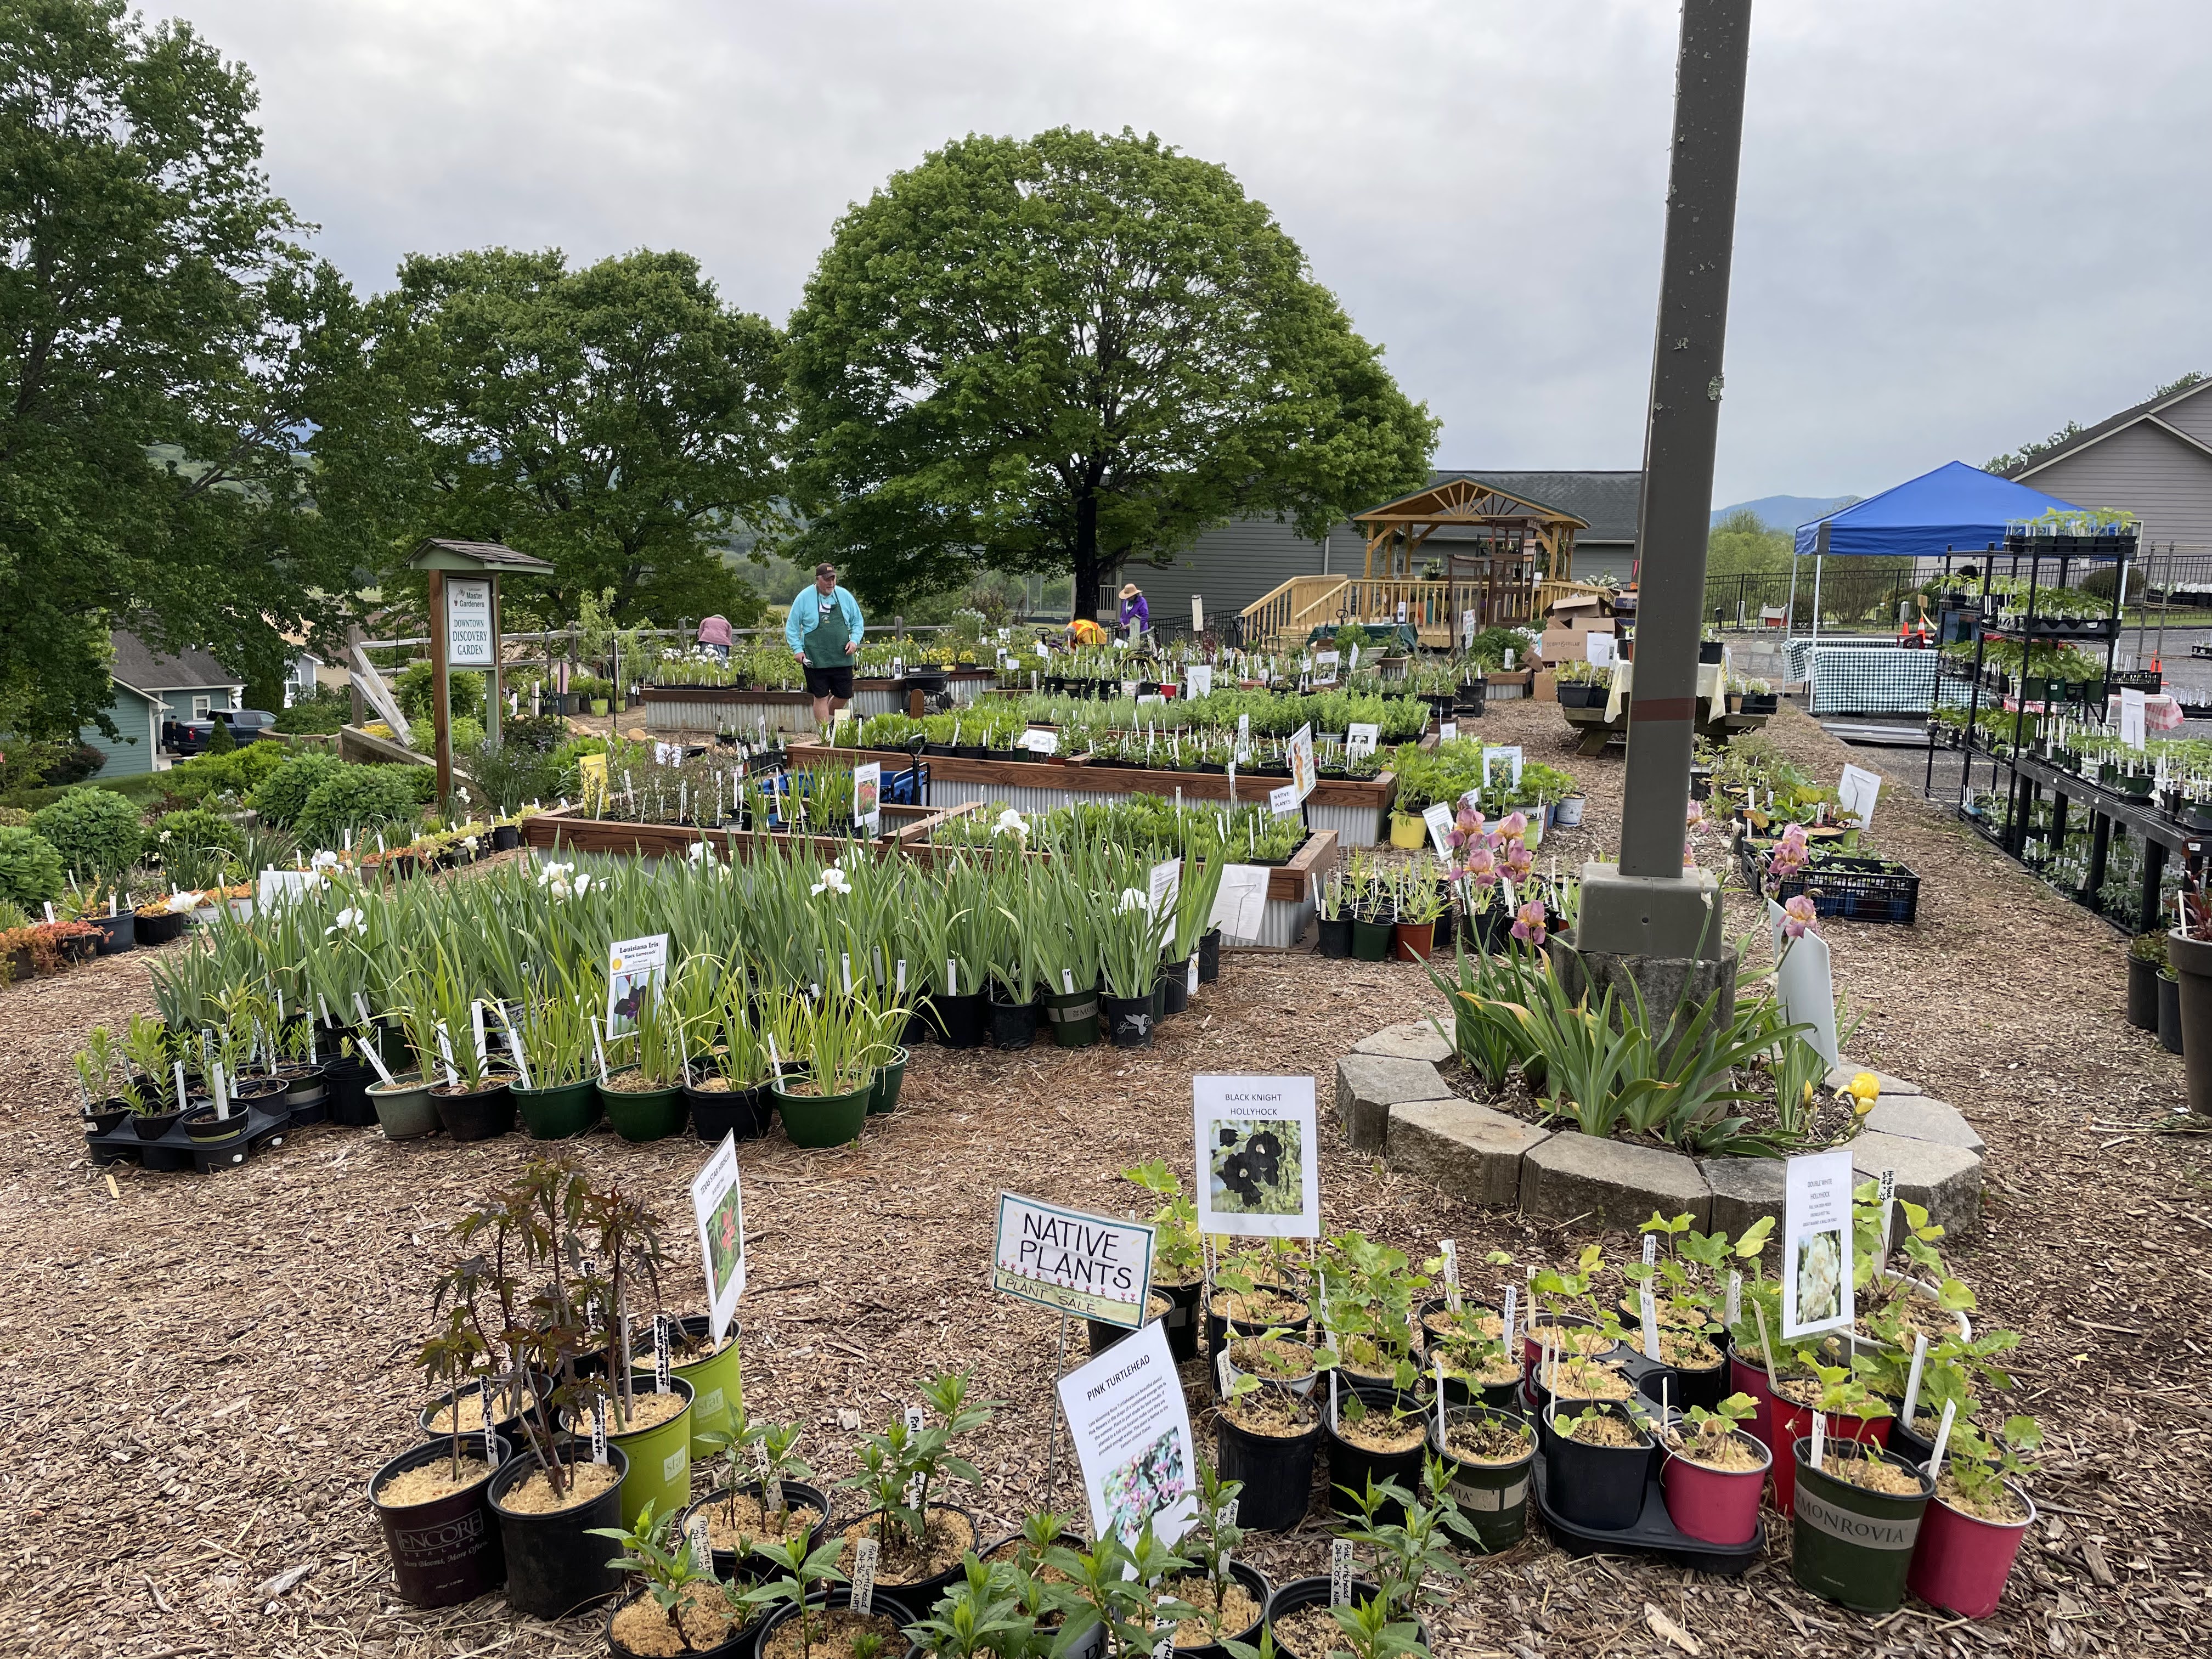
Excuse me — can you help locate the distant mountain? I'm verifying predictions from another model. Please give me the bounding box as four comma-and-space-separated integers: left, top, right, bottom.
1711, 494, 1860, 531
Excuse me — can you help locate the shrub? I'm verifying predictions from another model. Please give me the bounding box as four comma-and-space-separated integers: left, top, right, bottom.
42, 743, 108, 786
30, 789, 144, 876
0, 807, 29, 827
395, 663, 484, 724
152, 807, 249, 864
273, 687, 349, 735
157, 741, 290, 807
0, 827, 66, 911
408, 715, 484, 754
203, 714, 235, 754
249, 751, 345, 828
296, 766, 425, 849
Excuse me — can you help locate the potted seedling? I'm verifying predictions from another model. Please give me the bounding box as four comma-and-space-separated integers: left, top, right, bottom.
575, 1184, 697, 1531
1045, 1525, 1198, 1659
369, 1302, 511, 1609
590, 1502, 748, 1657
1427, 1404, 1536, 1551
599, 974, 692, 1143
1147, 1459, 1268, 1652
507, 985, 602, 1139
373, 986, 446, 1141
120, 1013, 184, 1140
1620, 1214, 1732, 1409
1660, 1393, 1769, 1545
904, 1553, 1041, 1659
834, 1368, 997, 1606
1122, 1161, 1204, 1359
765, 987, 884, 1149
1337, 1458, 1473, 1623
1766, 1348, 1893, 1514
1788, 1411, 1932, 1615
686, 975, 775, 1142
1207, 1250, 1312, 1374
1905, 1413, 2042, 1620
685, 1403, 827, 1579
1525, 1245, 1624, 1381
1543, 1401, 1654, 1531
71, 1024, 133, 1134
1216, 1366, 1323, 1534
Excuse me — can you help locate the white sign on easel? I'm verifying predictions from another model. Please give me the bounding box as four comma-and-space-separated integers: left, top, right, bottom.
1422, 802, 1455, 856
689, 1132, 746, 1341
1837, 764, 1882, 829
1462, 608, 1477, 649
1193, 1075, 1321, 1238
993, 1193, 1155, 1328
851, 760, 882, 836
1586, 632, 1616, 668
1481, 746, 1525, 793
1768, 900, 1839, 1067
1209, 866, 1270, 944
1345, 723, 1380, 761
2120, 687, 2147, 751
1781, 1148, 1855, 1341
1056, 1319, 1197, 1547
1183, 664, 1214, 698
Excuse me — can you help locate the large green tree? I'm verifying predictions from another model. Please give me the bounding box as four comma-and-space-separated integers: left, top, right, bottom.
1, 0, 358, 736
311, 247, 788, 629
785, 127, 1436, 617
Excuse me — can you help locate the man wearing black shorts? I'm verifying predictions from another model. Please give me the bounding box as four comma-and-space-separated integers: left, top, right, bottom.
785, 561, 865, 727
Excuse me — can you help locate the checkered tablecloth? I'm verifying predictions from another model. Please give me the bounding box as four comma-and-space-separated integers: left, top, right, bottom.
1604, 659, 1726, 723
1783, 639, 1971, 715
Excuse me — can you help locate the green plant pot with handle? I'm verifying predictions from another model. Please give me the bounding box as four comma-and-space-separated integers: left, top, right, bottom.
867, 1046, 909, 1116
771, 1077, 872, 1148
596, 1074, 689, 1142
367, 1075, 439, 1140
511, 1078, 601, 1139
2166, 930, 2212, 1113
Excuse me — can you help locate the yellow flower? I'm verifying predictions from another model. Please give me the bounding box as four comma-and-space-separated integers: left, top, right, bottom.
1853, 1095, 1875, 1118
1848, 1071, 1881, 1103
1799, 1081, 1814, 1103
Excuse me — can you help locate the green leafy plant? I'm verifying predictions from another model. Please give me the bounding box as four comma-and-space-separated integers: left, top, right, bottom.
30, 789, 142, 878
737, 1534, 849, 1659
590, 1501, 716, 1644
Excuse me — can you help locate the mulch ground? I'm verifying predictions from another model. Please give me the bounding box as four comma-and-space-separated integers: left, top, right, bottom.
1, 700, 2207, 1658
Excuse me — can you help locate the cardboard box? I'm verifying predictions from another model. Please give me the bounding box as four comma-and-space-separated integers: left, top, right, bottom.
1541, 625, 1615, 666
1533, 669, 1558, 703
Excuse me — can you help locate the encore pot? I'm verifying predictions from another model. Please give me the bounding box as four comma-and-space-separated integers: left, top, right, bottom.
488, 1443, 629, 1620
432, 1077, 516, 1142
770, 1076, 872, 1148
1661, 1428, 1771, 1546
989, 987, 1037, 1050
370, 1433, 512, 1609
368, 1074, 441, 1140
512, 1077, 602, 1139
1788, 1438, 1934, 1615
1905, 1479, 2038, 1620
2165, 930, 2212, 1109
1427, 1406, 1536, 1551
598, 1074, 690, 1142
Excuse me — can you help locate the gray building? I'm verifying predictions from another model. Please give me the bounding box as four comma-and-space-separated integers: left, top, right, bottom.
74, 631, 243, 777
1999, 378, 2212, 554
1111, 469, 1642, 631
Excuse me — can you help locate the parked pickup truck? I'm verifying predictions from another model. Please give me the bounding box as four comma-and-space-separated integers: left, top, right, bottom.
162, 709, 277, 756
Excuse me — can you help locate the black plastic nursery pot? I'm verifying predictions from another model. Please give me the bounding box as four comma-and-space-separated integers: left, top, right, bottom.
2126, 957, 2159, 1032
1199, 926, 1223, 983
488, 1443, 628, 1620
841, 1505, 979, 1606
1150, 971, 1169, 1024
1153, 1276, 1204, 1361
989, 988, 1038, 1050
370, 1432, 512, 1610
2158, 970, 2183, 1054
1265, 1577, 1430, 1659
932, 989, 989, 1048
1350, 916, 1393, 962
513, 1077, 602, 1139
1161, 955, 1193, 1014
1542, 1403, 1652, 1531
1170, 1560, 1271, 1659
490, 824, 521, 851
680, 1479, 831, 1580
1788, 1437, 1934, 1615
432, 1078, 516, 1142
750, 1590, 917, 1659
2167, 931, 2212, 1112
279, 1063, 329, 1125
1102, 991, 1154, 1048
1316, 916, 1353, 959
1217, 1407, 1322, 1532
1428, 1407, 1537, 1551
1043, 984, 1101, 1048
134, 909, 188, 945
607, 1582, 755, 1659
1324, 1386, 1432, 1521
684, 1080, 771, 1141
1086, 1291, 1175, 1357
92, 911, 136, 954
181, 1106, 251, 1147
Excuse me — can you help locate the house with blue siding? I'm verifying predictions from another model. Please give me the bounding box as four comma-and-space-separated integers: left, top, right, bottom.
75, 631, 244, 777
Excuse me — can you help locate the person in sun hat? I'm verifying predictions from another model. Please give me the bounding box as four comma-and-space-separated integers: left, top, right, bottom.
1118, 581, 1150, 643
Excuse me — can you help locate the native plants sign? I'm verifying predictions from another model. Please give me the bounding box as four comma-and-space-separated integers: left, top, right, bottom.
690, 1132, 747, 1343
1055, 1319, 1197, 1547
1781, 1148, 1854, 1340
992, 1193, 1155, 1328
1193, 1075, 1321, 1238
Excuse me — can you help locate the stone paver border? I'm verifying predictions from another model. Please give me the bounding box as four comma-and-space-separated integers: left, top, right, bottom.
1338, 1020, 1985, 1236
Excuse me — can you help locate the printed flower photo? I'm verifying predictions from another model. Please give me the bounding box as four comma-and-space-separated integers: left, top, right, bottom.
1102, 1427, 1189, 1543
1795, 1227, 1843, 1327
705, 1181, 744, 1301
1206, 1118, 1303, 1217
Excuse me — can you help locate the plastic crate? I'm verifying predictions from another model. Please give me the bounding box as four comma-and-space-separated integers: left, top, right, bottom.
1749, 845, 1921, 926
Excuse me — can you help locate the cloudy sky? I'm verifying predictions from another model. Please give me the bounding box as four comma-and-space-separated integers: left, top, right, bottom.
172, 0, 2211, 507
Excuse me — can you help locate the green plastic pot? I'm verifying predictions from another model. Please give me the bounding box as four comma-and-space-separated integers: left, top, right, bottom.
1789, 1437, 1933, 1613
511, 1078, 601, 1139
587, 1374, 694, 1531
596, 1074, 689, 1142
1043, 984, 1100, 1047
590, 698, 610, 716
1350, 916, 1394, 961
368, 1075, 439, 1140
664, 1314, 743, 1458
771, 1076, 872, 1148
868, 1046, 909, 1116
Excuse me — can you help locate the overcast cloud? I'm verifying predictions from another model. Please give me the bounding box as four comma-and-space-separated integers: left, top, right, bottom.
167, 0, 2212, 505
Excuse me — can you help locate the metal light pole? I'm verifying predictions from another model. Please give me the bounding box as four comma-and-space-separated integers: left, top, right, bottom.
1578, 0, 1753, 961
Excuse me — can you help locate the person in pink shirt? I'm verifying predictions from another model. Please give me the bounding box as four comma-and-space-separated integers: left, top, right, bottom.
697, 613, 732, 663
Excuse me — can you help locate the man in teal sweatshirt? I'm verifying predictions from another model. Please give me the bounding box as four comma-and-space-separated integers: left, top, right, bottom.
786, 562, 866, 727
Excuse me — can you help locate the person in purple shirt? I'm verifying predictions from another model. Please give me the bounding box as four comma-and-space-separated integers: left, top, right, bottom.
1118, 582, 1150, 640
696, 613, 732, 663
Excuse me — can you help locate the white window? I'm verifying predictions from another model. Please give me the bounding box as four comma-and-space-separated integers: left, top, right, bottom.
191, 695, 211, 718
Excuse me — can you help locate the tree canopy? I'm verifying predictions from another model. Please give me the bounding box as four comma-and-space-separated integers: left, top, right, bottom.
307, 246, 788, 631
0, 0, 357, 737
784, 127, 1436, 617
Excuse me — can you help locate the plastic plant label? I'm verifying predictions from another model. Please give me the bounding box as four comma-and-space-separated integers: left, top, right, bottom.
591, 1020, 611, 1085
1500, 1285, 1517, 1356
1440, 1239, 1462, 1312
753, 1442, 771, 1477
848, 1539, 879, 1613
1811, 1410, 1827, 1468
471, 1000, 489, 1070
1640, 1286, 1661, 1363
483, 1412, 499, 1469
1901, 1331, 1929, 1426
1928, 1399, 1959, 1476
1216, 1351, 1233, 1396
1330, 1539, 1355, 1607
654, 1316, 672, 1393
905, 1405, 926, 1432
354, 992, 373, 1025
946, 958, 958, 996
1063, 970, 1076, 995
842, 954, 853, 996
172, 1061, 190, 1114
1440, 721, 1457, 743
434, 1022, 460, 1088
896, 960, 907, 995
686, 1514, 713, 1571
1186, 956, 1198, 995
1643, 1234, 1658, 1268
591, 1400, 608, 1464
765, 1474, 783, 1514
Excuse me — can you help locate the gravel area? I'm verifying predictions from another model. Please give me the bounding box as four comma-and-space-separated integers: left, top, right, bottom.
0, 700, 2206, 1658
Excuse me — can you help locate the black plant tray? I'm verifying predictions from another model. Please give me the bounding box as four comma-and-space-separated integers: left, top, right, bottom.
1530, 1453, 1763, 1576
86, 1105, 292, 1173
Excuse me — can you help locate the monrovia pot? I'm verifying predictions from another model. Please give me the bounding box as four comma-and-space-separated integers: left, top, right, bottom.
1043, 984, 1101, 1048
659, 1313, 743, 1454
749, 1590, 916, 1659
597, 1375, 695, 1530
1324, 1386, 1431, 1521
1198, 926, 1222, 983
1392, 921, 1435, 962
597, 1075, 689, 1142
1218, 1405, 1322, 1532
867, 1046, 909, 1115
432, 1077, 516, 1142
511, 1077, 601, 1139
368, 1075, 441, 1140
1428, 1406, 1536, 1551
932, 989, 989, 1049
1101, 992, 1154, 1048
488, 1443, 629, 1620
2125, 955, 2159, 1031
1317, 915, 1353, 959
2166, 930, 2212, 1109
770, 1077, 872, 1148
687, 1080, 774, 1141
370, 1432, 511, 1610
989, 988, 1037, 1050
92, 911, 136, 954
1906, 1480, 2037, 1620
1350, 915, 1393, 962
1789, 1438, 1933, 1615
2158, 969, 2183, 1054
1542, 1403, 1651, 1531
1662, 1428, 1771, 1545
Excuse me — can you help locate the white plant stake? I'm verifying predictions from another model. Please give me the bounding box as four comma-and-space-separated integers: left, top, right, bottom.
1440, 1239, 1462, 1312
1330, 1538, 1354, 1607
654, 1314, 672, 1394
591, 1398, 608, 1464
1927, 1398, 1959, 1482
1640, 1285, 1662, 1364
1752, 1301, 1782, 1392
1724, 1271, 1742, 1331
1811, 1410, 1826, 1469
850, 1537, 879, 1616
1900, 1331, 1929, 1429
1500, 1285, 1518, 1361
1434, 1356, 1447, 1446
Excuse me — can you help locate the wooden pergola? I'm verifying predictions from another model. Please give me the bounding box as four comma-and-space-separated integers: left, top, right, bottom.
1355, 477, 1588, 583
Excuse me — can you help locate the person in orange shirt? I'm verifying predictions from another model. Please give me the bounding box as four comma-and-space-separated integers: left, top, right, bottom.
1067, 617, 1109, 646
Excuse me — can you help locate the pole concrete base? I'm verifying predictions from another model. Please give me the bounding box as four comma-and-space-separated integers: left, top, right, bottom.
1559, 864, 1736, 1054
1550, 937, 1740, 1043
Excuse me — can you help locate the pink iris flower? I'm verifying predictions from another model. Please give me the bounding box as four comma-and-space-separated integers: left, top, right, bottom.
1460, 843, 1497, 885
1781, 894, 1819, 939
1502, 840, 1534, 879
1510, 899, 1549, 947
1769, 823, 1812, 879
1497, 810, 1528, 840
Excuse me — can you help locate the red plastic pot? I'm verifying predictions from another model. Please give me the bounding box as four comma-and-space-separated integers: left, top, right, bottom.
1765, 1390, 1889, 1515
1728, 1354, 1776, 1449
1662, 1431, 1771, 1545
1906, 1483, 2036, 1619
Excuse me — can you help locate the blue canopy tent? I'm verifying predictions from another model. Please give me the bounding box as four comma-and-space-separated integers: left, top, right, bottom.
1786, 461, 2082, 644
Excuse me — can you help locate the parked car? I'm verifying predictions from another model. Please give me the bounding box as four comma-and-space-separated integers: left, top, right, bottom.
162, 708, 277, 755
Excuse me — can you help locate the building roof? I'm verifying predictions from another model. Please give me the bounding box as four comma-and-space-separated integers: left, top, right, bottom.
407, 537, 557, 574
1426, 470, 1643, 541
109, 629, 241, 693
2001, 379, 2212, 479
1356, 476, 1589, 533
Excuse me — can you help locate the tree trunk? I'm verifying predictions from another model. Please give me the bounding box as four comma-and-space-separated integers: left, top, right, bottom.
1072, 490, 1102, 622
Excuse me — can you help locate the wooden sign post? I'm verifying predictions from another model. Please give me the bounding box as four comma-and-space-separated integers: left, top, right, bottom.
407, 539, 555, 806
